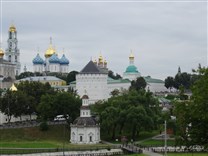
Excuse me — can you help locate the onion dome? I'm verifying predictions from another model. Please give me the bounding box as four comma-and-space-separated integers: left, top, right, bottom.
125, 65, 139, 73
73, 117, 97, 126
104, 60, 107, 65
9, 24, 16, 32
0, 48, 4, 58
10, 84, 17, 91
45, 38, 56, 58
129, 52, 134, 59
98, 54, 103, 63
33, 54, 44, 64
59, 54, 69, 65
49, 53, 60, 63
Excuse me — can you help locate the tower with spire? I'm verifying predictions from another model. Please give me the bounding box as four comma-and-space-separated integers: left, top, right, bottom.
5, 24, 21, 76
123, 51, 141, 81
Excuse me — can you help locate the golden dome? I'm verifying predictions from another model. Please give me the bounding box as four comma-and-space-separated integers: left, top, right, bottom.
0, 48, 4, 57
98, 54, 103, 63
9, 24, 16, 32
45, 38, 56, 58
129, 52, 134, 59
104, 60, 107, 65
45, 44, 56, 58
10, 84, 17, 92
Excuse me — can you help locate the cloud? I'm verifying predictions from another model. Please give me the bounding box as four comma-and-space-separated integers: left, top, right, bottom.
1, 1, 207, 79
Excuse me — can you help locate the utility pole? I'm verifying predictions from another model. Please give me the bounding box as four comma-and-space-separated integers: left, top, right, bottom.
164, 120, 167, 156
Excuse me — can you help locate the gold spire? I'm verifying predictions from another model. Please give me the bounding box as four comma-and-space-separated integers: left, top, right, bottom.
9, 24, 16, 33
98, 53, 103, 63
10, 84, 17, 92
93, 58, 97, 64
129, 50, 134, 59
0, 48, 4, 58
104, 60, 107, 65
45, 37, 56, 58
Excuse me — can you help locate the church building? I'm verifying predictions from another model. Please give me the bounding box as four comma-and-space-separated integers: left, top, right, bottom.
123, 52, 141, 81
32, 38, 69, 73
70, 94, 100, 144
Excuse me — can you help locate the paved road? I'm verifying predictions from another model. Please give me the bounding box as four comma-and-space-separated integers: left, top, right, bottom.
143, 149, 163, 156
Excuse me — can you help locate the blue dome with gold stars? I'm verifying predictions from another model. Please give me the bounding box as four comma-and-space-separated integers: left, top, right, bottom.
33, 54, 44, 64
49, 54, 60, 64
60, 54, 69, 65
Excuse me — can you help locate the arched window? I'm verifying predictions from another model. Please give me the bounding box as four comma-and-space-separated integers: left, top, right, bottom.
80, 136, 83, 142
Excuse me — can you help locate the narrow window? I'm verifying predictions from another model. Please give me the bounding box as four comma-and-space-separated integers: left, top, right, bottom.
80, 136, 82, 142
90, 136, 92, 142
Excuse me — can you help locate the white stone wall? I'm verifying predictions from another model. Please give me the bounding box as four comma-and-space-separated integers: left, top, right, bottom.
60, 65, 68, 73
49, 63, 60, 72
70, 126, 100, 144
0, 63, 16, 79
0, 112, 37, 125
76, 74, 108, 104
123, 72, 141, 81
146, 83, 169, 93
33, 64, 44, 73
107, 83, 131, 97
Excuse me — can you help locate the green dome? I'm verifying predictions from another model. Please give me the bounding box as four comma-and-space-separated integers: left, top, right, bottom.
125, 65, 139, 73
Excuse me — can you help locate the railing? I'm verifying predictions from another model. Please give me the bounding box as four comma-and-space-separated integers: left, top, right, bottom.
0, 148, 123, 155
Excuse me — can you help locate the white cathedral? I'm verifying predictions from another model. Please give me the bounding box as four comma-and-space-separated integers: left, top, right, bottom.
32, 38, 69, 73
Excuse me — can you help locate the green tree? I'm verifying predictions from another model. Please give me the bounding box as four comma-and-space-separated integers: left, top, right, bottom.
130, 77, 147, 91
66, 71, 78, 84
174, 67, 208, 148
165, 76, 175, 91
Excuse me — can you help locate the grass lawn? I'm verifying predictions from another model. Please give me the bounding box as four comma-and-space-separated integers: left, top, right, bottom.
139, 139, 175, 146
167, 153, 208, 156
0, 125, 111, 149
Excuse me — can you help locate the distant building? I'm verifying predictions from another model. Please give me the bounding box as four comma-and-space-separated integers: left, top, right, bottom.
71, 54, 131, 104
144, 76, 168, 93
32, 38, 69, 73
70, 94, 100, 144
123, 52, 141, 81
16, 76, 66, 87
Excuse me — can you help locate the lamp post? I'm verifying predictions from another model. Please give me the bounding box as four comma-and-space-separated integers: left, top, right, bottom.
164, 120, 167, 156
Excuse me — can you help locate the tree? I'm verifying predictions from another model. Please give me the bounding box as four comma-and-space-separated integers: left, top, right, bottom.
108, 70, 122, 80
174, 67, 208, 149
38, 92, 81, 123
66, 71, 78, 84
130, 77, 147, 91
165, 76, 175, 91
16, 72, 34, 80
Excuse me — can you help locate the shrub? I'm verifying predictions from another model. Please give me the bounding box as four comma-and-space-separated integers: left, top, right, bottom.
39, 121, 49, 131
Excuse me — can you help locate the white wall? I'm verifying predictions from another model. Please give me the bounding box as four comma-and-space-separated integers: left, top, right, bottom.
76, 74, 108, 104
70, 126, 100, 144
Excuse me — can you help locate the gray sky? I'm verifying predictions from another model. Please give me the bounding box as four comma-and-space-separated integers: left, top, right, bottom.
1, 0, 207, 79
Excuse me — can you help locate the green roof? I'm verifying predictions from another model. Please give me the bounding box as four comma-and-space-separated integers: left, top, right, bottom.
144, 76, 164, 83
107, 77, 131, 84
125, 65, 139, 73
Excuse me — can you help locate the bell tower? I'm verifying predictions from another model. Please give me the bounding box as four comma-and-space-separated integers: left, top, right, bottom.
5, 24, 21, 75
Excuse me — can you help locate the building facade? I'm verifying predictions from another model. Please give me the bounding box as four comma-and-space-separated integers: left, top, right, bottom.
123, 52, 141, 81
32, 38, 69, 73
70, 95, 100, 144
